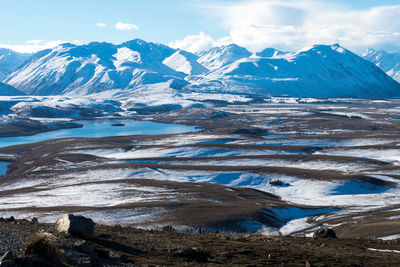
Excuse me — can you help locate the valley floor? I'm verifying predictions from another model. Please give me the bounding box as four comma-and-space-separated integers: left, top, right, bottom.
1, 97, 400, 239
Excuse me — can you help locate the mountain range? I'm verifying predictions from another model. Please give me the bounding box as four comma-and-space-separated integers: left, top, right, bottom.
189, 44, 400, 98
362, 49, 400, 83
0, 48, 30, 81
1, 40, 400, 98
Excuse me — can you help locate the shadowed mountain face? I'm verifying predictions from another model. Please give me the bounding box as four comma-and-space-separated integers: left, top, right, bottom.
0, 82, 24, 96
3, 40, 400, 98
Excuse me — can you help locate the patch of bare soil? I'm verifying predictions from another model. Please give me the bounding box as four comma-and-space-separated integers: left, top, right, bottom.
2, 218, 400, 266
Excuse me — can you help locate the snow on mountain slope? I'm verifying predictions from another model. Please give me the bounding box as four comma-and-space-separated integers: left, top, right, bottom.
189, 44, 400, 98
5, 40, 400, 99
255, 48, 286, 58
0, 48, 30, 81
0, 82, 24, 96
197, 44, 252, 71
163, 50, 208, 75
5, 40, 188, 96
363, 49, 400, 83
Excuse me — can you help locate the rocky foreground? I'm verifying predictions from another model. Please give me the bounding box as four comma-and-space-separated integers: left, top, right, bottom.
1, 215, 400, 266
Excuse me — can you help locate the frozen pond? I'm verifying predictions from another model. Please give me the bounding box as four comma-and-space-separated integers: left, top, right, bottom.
0, 119, 198, 148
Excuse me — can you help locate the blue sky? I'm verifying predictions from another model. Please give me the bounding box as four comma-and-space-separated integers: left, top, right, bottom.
1, 0, 400, 53
0, 0, 225, 44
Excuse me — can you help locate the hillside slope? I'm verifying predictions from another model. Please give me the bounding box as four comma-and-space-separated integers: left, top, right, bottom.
363, 49, 400, 83
0, 48, 30, 81
0, 82, 24, 96
189, 44, 400, 98
5, 40, 188, 96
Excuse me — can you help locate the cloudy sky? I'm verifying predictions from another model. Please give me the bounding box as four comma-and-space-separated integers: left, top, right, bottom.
1, 0, 400, 53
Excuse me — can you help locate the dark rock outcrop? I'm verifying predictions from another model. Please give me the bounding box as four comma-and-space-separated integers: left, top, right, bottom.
313, 227, 337, 239
171, 247, 209, 262
55, 214, 95, 239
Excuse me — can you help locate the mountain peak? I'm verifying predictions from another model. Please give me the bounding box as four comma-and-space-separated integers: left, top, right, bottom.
4, 38, 400, 99
0, 49, 30, 81
189, 42, 400, 98
363, 48, 400, 82
297, 44, 347, 55
5, 39, 185, 95
197, 44, 252, 71
256, 48, 286, 58
362, 48, 377, 57
163, 50, 208, 75
121, 39, 173, 51
59, 43, 78, 49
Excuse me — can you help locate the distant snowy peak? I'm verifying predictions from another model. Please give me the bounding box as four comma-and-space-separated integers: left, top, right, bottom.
255, 48, 286, 58
5, 39, 188, 96
0, 82, 24, 96
163, 50, 208, 75
362, 49, 400, 83
197, 44, 252, 70
0, 48, 30, 81
189, 44, 400, 98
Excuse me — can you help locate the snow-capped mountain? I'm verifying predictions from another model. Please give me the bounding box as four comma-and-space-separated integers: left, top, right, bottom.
362, 49, 400, 83
0, 82, 24, 96
5, 40, 189, 96
4, 40, 400, 99
196, 44, 252, 71
163, 49, 208, 75
255, 48, 286, 57
0, 48, 30, 81
188, 44, 400, 98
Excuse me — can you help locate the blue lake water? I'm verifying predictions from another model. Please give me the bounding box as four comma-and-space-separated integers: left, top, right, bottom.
270, 207, 340, 227
330, 180, 394, 195
0, 161, 8, 176
0, 119, 198, 148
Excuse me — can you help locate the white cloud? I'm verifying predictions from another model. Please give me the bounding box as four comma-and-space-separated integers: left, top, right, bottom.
96, 22, 107, 28
0, 40, 82, 53
114, 22, 139, 31
169, 32, 232, 53
186, 0, 400, 53
25, 40, 43, 45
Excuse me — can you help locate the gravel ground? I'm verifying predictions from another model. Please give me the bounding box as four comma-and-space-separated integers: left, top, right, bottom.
2, 216, 400, 266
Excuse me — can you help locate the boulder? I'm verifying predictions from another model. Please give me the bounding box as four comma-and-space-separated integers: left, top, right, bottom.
171, 247, 209, 262
6, 216, 15, 222
162, 225, 176, 233
313, 227, 337, 239
55, 214, 95, 239
25, 231, 66, 266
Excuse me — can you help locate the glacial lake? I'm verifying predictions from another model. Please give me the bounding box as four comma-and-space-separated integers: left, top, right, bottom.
0, 119, 198, 149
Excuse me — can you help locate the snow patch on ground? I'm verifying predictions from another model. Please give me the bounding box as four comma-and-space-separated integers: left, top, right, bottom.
368, 248, 400, 253
316, 148, 400, 164
377, 234, 400, 240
